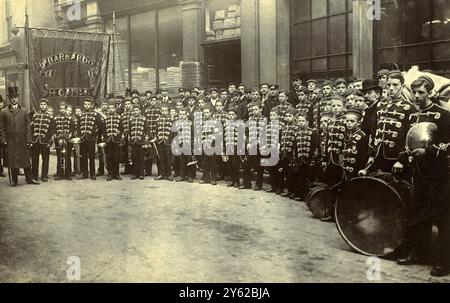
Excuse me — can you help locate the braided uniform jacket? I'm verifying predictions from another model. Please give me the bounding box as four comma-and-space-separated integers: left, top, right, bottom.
54, 114, 76, 141
172, 119, 193, 154
31, 111, 55, 144
324, 114, 347, 165
79, 111, 102, 142
143, 105, 160, 139
247, 114, 267, 150
213, 110, 228, 126
319, 121, 328, 158
121, 110, 133, 140
103, 113, 123, 144
342, 128, 368, 179
224, 119, 245, 155
128, 115, 148, 145
371, 96, 417, 160
260, 120, 281, 156
280, 121, 298, 159
295, 100, 312, 119
295, 126, 319, 165
274, 102, 293, 124
399, 103, 450, 178
156, 114, 174, 145
202, 117, 221, 149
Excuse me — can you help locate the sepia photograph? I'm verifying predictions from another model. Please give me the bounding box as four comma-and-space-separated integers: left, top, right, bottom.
0, 0, 450, 286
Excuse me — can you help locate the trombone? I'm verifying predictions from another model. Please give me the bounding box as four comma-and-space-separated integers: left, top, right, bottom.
97, 142, 108, 171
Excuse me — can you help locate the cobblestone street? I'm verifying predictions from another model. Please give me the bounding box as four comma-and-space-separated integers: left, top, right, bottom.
0, 156, 448, 283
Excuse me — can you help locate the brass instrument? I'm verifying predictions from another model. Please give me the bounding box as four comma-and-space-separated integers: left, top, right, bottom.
69, 137, 81, 175
406, 122, 437, 153
60, 139, 66, 175
97, 142, 108, 171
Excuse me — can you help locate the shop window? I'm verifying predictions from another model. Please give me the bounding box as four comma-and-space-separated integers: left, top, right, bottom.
130, 11, 157, 93
105, 5, 183, 95
158, 6, 183, 94
291, 0, 352, 81
376, 0, 450, 78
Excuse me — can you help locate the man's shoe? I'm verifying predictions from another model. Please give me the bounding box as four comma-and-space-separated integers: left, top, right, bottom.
280, 192, 290, 197
266, 188, 277, 193
397, 253, 420, 266
80, 175, 89, 180
200, 180, 209, 184
106, 176, 113, 181
166, 176, 174, 181
254, 187, 262, 191
90, 175, 96, 181
211, 181, 217, 185
275, 189, 282, 195
234, 184, 240, 188
155, 175, 164, 180
175, 177, 184, 182
239, 185, 251, 190
96, 172, 104, 177
41, 177, 48, 182
27, 179, 40, 185
0, 171, 6, 177
54, 175, 64, 181
115, 175, 122, 181
295, 196, 303, 202
11, 181, 18, 187
187, 178, 194, 183
227, 182, 235, 187
130, 176, 138, 180
65, 176, 73, 181
430, 263, 450, 277
289, 194, 297, 199
139, 176, 145, 180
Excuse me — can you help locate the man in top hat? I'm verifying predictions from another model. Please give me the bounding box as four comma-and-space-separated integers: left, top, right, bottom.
393, 75, 450, 276
0, 86, 40, 186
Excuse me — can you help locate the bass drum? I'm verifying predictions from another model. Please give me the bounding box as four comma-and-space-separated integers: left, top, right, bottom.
335, 172, 412, 256
306, 183, 336, 220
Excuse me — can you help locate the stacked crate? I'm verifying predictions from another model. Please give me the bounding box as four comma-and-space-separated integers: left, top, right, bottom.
207, 3, 241, 41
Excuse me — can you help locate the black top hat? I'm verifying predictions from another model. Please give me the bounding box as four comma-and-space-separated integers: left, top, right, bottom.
362, 79, 382, 92
7, 86, 19, 98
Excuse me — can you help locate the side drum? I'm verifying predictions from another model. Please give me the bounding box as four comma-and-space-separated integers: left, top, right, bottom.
335, 173, 411, 256
306, 183, 336, 220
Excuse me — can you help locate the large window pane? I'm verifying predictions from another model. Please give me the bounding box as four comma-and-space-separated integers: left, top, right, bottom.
329, 0, 346, 15
405, 45, 431, 63
433, 43, 450, 60
295, 59, 310, 73
105, 17, 129, 96
432, 0, 450, 39
293, 0, 310, 23
294, 23, 310, 58
312, 57, 327, 72
311, 0, 327, 19
158, 6, 183, 93
404, 0, 432, 43
311, 19, 327, 56
329, 55, 346, 70
378, 0, 401, 47
329, 15, 346, 53
130, 11, 157, 93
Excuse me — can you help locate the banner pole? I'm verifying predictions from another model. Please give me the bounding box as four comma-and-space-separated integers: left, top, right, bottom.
113, 10, 117, 101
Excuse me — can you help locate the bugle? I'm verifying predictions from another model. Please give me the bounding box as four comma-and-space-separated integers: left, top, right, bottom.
69, 137, 81, 175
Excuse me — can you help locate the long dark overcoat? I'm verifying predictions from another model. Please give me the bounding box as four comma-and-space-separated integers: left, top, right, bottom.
0, 105, 32, 169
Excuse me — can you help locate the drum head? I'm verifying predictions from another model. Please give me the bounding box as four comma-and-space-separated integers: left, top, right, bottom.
335, 177, 407, 256
307, 185, 335, 219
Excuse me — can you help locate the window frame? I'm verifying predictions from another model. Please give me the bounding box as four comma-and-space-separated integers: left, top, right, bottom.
374, 0, 450, 77
290, 0, 353, 81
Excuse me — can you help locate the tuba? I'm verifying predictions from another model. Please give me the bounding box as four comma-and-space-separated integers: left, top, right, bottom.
69, 137, 81, 175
